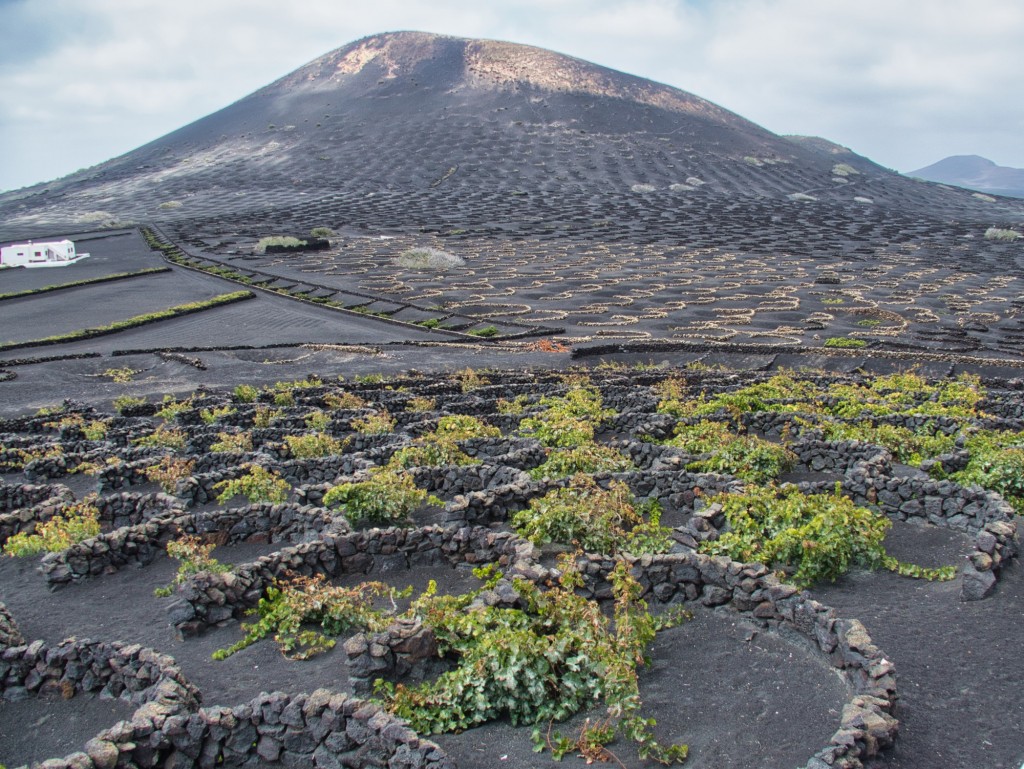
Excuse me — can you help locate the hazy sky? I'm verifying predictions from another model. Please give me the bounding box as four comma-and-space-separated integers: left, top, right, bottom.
2, 0, 1022, 192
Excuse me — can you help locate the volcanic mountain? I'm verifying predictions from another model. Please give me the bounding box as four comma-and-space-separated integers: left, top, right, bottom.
0, 31, 1018, 236
908, 155, 1024, 199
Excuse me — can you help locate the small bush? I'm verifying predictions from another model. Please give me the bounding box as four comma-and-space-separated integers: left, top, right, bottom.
255, 236, 305, 254
209, 431, 253, 453
253, 406, 284, 428
309, 226, 336, 238
113, 395, 146, 414
324, 391, 367, 410
102, 367, 140, 383
496, 395, 528, 415
455, 367, 490, 393
134, 424, 187, 451
285, 432, 345, 458
468, 325, 499, 338
405, 396, 436, 413
668, 422, 795, 483
824, 336, 867, 349
351, 411, 396, 435
155, 535, 230, 597
323, 467, 439, 526
701, 486, 953, 587
155, 395, 192, 421
213, 574, 402, 660
529, 444, 633, 480
305, 410, 331, 431
512, 475, 671, 555
145, 456, 196, 493
433, 415, 500, 441
519, 381, 615, 447
214, 465, 290, 504
3, 501, 101, 556
200, 405, 236, 424
233, 384, 259, 403
984, 227, 1021, 241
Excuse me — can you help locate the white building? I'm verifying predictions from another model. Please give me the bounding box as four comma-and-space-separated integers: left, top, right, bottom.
0, 239, 90, 268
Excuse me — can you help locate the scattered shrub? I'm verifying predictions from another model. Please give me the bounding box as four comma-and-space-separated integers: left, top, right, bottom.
512, 475, 671, 555
285, 432, 345, 458
209, 431, 253, 454
405, 396, 436, 413
379, 561, 690, 764
323, 467, 439, 526
200, 405, 236, 424
455, 367, 490, 393
233, 384, 259, 403
134, 424, 187, 451
388, 437, 478, 469
102, 367, 140, 383
255, 236, 305, 254
701, 485, 953, 587
529, 444, 633, 480
984, 227, 1021, 241
155, 395, 193, 421
324, 391, 367, 410
351, 410, 396, 435
113, 395, 147, 414
155, 535, 230, 597
496, 395, 529, 415
145, 456, 196, 493
214, 573, 404, 660
832, 163, 859, 176
253, 406, 284, 428
214, 465, 290, 504
823, 336, 867, 349
3, 501, 101, 557
309, 226, 336, 238
433, 415, 500, 441
668, 422, 796, 483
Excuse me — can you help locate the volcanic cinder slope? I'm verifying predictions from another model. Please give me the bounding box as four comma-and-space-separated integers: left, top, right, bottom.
2, 30, 1020, 236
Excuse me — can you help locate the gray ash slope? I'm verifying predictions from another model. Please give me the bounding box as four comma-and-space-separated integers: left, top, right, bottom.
2, 31, 1020, 239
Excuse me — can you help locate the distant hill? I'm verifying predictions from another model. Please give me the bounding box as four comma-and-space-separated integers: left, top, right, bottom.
908, 155, 1024, 199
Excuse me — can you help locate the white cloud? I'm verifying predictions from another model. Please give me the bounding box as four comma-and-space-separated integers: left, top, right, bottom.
2, 0, 1023, 190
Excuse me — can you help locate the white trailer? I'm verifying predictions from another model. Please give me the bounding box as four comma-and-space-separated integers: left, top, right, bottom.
0, 239, 90, 268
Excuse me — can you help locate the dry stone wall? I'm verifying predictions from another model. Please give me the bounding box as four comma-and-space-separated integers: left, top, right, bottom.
3, 366, 1023, 768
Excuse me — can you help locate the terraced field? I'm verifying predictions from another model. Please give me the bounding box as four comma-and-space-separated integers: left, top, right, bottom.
1, 367, 1020, 769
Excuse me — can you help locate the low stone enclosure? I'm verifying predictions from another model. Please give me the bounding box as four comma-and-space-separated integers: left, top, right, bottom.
0, 365, 1021, 768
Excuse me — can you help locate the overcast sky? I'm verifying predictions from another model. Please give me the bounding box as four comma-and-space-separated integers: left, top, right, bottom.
2, 0, 1022, 192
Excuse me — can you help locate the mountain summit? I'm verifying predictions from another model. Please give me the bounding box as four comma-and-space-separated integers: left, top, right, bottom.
0, 31, 1008, 233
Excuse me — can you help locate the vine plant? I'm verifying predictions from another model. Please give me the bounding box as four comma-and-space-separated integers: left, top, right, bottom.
700, 485, 955, 586
3, 501, 101, 556
512, 474, 672, 555
155, 535, 230, 597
